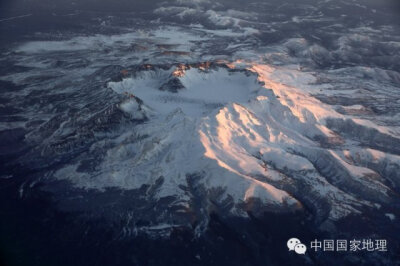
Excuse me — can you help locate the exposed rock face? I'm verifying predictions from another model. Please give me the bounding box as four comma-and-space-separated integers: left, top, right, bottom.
159, 77, 185, 93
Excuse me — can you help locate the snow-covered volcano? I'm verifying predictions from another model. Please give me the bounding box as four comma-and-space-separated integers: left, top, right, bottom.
54, 64, 299, 222
48, 61, 398, 233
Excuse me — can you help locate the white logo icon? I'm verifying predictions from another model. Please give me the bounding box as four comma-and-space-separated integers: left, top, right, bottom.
287, 238, 307, 255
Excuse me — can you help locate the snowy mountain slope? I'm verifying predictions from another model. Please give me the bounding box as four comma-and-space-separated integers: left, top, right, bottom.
35, 60, 397, 233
